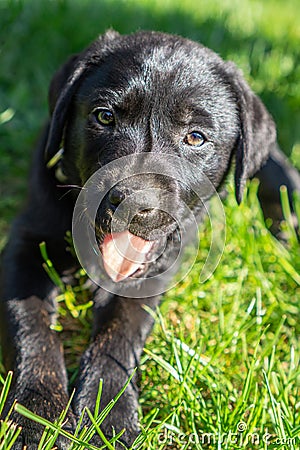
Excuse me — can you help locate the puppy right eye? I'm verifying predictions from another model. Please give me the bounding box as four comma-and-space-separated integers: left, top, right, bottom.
184, 131, 206, 147
93, 108, 115, 126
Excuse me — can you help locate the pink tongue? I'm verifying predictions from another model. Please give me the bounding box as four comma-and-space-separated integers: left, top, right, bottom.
101, 230, 153, 282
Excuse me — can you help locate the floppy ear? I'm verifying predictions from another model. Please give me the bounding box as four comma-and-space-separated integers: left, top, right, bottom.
226, 63, 277, 204
45, 53, 91, 163
45, 29, 120, 163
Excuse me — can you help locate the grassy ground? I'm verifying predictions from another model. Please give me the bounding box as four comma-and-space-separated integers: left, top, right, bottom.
0, 0, 299, 449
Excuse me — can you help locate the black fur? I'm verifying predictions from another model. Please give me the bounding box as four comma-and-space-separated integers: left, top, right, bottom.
1, 30, 299, 449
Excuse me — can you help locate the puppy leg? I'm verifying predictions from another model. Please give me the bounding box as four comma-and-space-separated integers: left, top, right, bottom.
73, 294, 161, 447
254, 145, 300, 233
0, 234, 75, 449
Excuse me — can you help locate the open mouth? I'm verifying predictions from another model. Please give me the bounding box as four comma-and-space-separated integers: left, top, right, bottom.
100, 230, 162, 282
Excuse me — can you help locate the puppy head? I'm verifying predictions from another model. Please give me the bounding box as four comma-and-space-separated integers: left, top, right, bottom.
46, 30, 276, 206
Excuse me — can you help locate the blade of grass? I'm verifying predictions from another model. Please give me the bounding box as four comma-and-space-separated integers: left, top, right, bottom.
86, 408, 122, 450
14, 404, 99, 450
0, 372, 13, 416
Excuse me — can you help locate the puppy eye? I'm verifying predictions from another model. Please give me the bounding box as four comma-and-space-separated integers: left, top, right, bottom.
184, 131, 206, 147
93, 108, 115, 126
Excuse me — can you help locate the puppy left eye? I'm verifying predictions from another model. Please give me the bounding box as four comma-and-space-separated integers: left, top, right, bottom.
92, 108, 115, 126
184, 131, 206, 147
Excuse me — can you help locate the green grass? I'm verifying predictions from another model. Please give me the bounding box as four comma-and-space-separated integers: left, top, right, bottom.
0, 0, 300, 449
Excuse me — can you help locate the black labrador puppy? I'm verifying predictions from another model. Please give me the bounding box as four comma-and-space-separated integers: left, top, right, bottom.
1, 30, 299, 449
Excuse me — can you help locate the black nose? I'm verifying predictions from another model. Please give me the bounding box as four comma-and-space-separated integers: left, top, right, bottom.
108, 188, 126, 208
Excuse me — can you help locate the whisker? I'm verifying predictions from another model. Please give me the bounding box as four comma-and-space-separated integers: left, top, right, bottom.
57, 184, 85, 190
57, 184, 86, 201
59, 190, 75, 200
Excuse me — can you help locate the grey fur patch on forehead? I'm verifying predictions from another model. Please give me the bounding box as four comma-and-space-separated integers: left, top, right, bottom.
96, 29, 222, 68
81, 31, 231, 97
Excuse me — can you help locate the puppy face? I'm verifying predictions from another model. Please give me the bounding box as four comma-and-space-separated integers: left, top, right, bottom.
62, 34, 239, 237
66, 34, 239, 180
